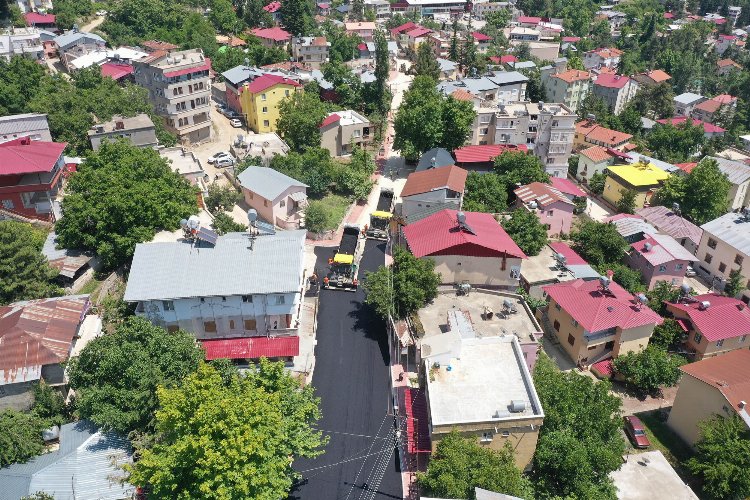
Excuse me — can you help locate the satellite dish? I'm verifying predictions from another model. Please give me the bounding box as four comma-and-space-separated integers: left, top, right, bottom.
179, 218, 188, 228
187, 215, 200, 230
637, 293, 648, 304
244, 57, 250, 67
680, 283, 691, 295
247, 209, 258, 224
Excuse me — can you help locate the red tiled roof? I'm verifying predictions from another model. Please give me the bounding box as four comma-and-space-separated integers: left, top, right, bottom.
403, 209, 526, 259
391, 22, 419, 36
24, 12, 55, 24
639, 69, 671, 83
0, 297, 89, 385
163, 57, 211, 78
453, 144, 528, 164
717, 58, 740, 68
450, 89, 475, 101
663, 12, 675, 19
100, 62, 134, 80
595, 73, 631, 89
489, 55, 518, 64
582, 124, 633, 146
319, 113, 341, 128
679, 350, 750, 413
548, 242, 588, 265
244, 73, 301, 93
0, 138, 67, 176
562, 36, 581, 42
357, 42, 367, 51
553, 69, 590, 84
251, 27, 292, 42
406, 27, 432, 38
675, 162, 698, 173
579, 145, 614, 163
202, 336, 300, 360
590, 47, 623, 58
656, 116, 726, 134
550, 177, 587, 197
694, 99, 721, 113
712, 94, 736, 105
514, 182, 573, 207
518, 16, 542, 24
667, 294, 750, 341
401, 165, 468, 198
471, 31, 491, 41
263, 1, 281, 12
543, 279, 663, 332
591, 358, 614, 377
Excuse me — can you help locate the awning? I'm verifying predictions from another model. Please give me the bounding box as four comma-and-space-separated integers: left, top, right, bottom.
290, 191, 307, 202
371, 211, 392, 219
676, 319, 690, 332
402, 388, 431, 454
201, 336, 299, 360
333, 254, 354, 264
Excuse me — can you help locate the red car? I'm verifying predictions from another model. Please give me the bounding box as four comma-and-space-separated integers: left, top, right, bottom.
623, 416, 651, 448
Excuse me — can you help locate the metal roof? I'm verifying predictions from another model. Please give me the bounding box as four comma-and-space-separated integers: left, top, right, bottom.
605, 214, 658, 241
401, 165, 467, 198
631, 233, 698, 266
53, 31, 104, 50
0, 113, 49, 136
416, 147, 454, 171
42, 232, 92, 279
636, 206, 702, 246
673, 92, 704, 105
201, 336, 300, 360
701, 211, 750, 255
123, 231, 306, 302
237, 166, 307, 201
0, 421, 133, 500
669, 294, 750, 342
709, 156, 750, 184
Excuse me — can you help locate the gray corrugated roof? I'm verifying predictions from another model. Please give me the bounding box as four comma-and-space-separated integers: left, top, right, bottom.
709, 156, 750, 184
123, 230, 306, 301
636, 206, 703, 245
237, 167, 307, 201
0, 113, 49, 136
54, 31, 105, 50
416, 147, 454, 171
437, 58, 457, 71
488, 70, 529, 84
0, 421, 133, 500
701, 211, 750, 255
673, 92, 703, 105
221, 65, 264, 86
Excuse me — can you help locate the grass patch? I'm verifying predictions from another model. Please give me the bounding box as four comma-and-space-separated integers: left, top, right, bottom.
78, 277, 103, 297
308, 194, 351, 232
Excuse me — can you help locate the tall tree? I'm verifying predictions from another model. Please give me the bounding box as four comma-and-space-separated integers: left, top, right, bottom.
615, 189, 638, 214
645, 121, 706, 163
449, 18, 460, 61
413, 42, 441, 80
612, 346, 685, 393
127, 362, 327, 499
653, 158, 730, 225
276, 92, 328, 153
0, 409, 47, 467
460, 20, 478, 73
502, 209, 548, 255
724, 268, 746, 298
493, 151, 550, 186
374, 29, 390, 114
280, 0, 314, 36
462, 172, 509, 213
441, 95, 476, 150
0, 221, 61, 306
570, 220, 629, 267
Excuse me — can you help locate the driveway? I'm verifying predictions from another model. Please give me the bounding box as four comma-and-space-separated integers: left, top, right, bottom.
186, 104, 245, 184
290, 241, 402, 500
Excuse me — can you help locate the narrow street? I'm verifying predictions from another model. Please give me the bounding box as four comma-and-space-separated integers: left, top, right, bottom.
290, 241, 402, 500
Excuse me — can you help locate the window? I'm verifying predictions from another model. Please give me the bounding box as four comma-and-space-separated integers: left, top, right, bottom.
261, 93, 267, 101
501, 430, 510, 437
719, 262, 727, 273
694, 332, 702, 343
554, 320, 560, 331
242, 295, 253, 303
716, 339, 724, 347
705, 253, 713, 264
353, 130, 361, 138
248, 192, 254, 199
555, 302, 561, 311
229, 320, 235, 329
1, 199, 14, 210
659, 265, 667, 272
262, 106, 268, 113
244, 318, 257, 330
204, 321, 217, 333
735, 254, 744, 265
480, 432, 493, 442
162, 300, 174, 311
707, 238, 717, 249
547, 210, 554, 217
568, 333, 575, 346
740, 335, 747, 343
675, 263, 684, 271
572, 319, 579, 327
274, 295, 286, 305
263, 120, 270, 127
588, 345, 598, 350
264, 199, 269, 207
285, 90, 290, 96
166, 324, 179, 333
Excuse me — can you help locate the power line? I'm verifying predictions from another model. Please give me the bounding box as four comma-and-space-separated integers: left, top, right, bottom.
343, 414, 391, 500
312, 428, 392, 441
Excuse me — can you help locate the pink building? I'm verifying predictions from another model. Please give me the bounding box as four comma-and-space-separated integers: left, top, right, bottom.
514, 182, 574, 237
237, 166, 308, 229
249, 27, 292, 48
345, 22, 376, 42
626, 233, 699, 289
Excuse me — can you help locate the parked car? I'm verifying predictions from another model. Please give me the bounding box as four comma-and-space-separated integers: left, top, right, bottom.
215, 104, 226, 113
214, 156, 235, 168
623, 416, 650, 449
230, 118, 243, 128
685, 265, 696, 277
207, 151, 232, 164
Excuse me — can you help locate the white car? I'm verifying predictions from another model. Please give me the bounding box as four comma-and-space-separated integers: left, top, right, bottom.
207, 151, 232, 164
215, 156, 235, 168
230, 118, 243, 128
685, 265, 697, 277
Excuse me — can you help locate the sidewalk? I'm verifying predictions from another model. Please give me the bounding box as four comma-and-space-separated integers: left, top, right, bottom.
292, 244, 320, 384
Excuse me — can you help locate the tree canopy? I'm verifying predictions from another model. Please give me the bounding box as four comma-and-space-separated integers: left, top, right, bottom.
493, 152, 550, 187
126, 361, 326, 499
502, 209, 548, 256
462, 172, 509, 213
280, 0, 314, 36
413, 42, 441, 80
0, 409, 47, 467
644, 121, 706, 164
612, 346, 685, 393
67, 317, 203, 435
55, 142, 198, 269
0, 221, 61, 305
276, 92, 328, 153
570, 220, 630, 267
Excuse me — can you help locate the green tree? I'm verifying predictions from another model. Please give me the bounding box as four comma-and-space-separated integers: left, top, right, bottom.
532, 355, 624, 499
418, 431, 533, 500
441, 95, 477, 151
21, 493, 55, 500
645, 280, 681, 315
55, 142, 197, 269
0, 57, 47, 115
281, 0, 314, 36
628, 82, 674, 119
31, 381, 70, 426
373, 29, 390, 114
463, 172, 509, 213
364, 246, 440, 319
615, 188, 638, 214
126, 362, 327, 499
597, 262, 645, 294
645, 121, 706, 163
654, 158, 730, 225
650, 318, 684, 350
51, 0, 95, 30
413, 41, 441, 80
502, 209, 548, 256
588, 171, 607, 195
724, 268, 746, 298
612, 346, 685, 393
210, 0, 244, 33
211, 212, 247, 235
686, 414, 750, 500
205, 184, 242, 213
524, 70, 547, 102
0, 409, 46, 467
303, 201, 329, 233
237, 0, 274, 28
336, 146, 376, 201
0, 221, 61, 305
494, 151, 550, 186
67, 317, 203, 435
270, 148, 336, 197
570, 220, 629, 267
276, 92, 328, 153
449, 18, 460, 61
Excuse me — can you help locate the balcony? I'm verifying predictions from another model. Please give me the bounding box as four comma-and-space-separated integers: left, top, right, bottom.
584, 327, 617, 343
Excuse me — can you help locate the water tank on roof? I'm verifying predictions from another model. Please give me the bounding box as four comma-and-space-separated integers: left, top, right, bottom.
42, 425, 60, 442
510, 400, 526, 412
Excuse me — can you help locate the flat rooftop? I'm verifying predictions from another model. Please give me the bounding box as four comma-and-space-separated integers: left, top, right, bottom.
89, 114, 155, 135
425, 336, 544, 426
337, 110, 369, 126
158, 147, 203, 176
610, 451, 698, 500
521, 244, 600, 285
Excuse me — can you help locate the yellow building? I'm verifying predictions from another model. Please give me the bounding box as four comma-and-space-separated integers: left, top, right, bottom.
238, 74, 301, 133
603, 160, 670, 209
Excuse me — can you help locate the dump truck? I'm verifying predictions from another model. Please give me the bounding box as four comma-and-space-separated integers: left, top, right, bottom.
366, 188, 394, 240
323, 224, 362, 290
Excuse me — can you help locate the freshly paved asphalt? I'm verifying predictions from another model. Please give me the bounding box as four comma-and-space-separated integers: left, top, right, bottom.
290, 240, 403, 500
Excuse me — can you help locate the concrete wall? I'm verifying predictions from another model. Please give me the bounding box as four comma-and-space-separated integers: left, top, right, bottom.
576, 155, 611, 182
533, 201, 573, 236
667, 374, 730, 446
614, 322, 653, 357
695, 230, 750, 303
602, 175, 655, 209
241, 184, 306, 228
428, 254, 523, 288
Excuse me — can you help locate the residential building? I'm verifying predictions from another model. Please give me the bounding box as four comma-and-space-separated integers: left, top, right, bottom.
0, 113, 51, 143
656, 116, 726, 139
602, 160, 670, 209
592, 74, 639, 114
364, 0, 391, 18
632, 69, 672, 87
319, 110, 372, 156
437, 58, 457, 80
668, 350, 750, 445
238, 74, 301, 134
400, 165, 467, 218
100, 61, 136, 83
627, 233, 698, 289
541, 69, 591, 113
250, 27, 292, 48
576, 145, 622, 183
510, 40, 560, 61
238, 167, 308, 229
400, 0, 469, 17
717, 58, 742, 76
402, 209, 526, 287
159, 147, 208, 196
691, 95, 737, 124
291, 36, 330, 67
124, 229, 307, 350
610, 451, 699, 500
520, 242, 600, 299
666, 293, 750, 360
0, 421, 133, 500
0, 27, 43, 61
390, 21, 420, 40
221, 65, 270, 115
636, 206, 703, 255
88, 114, 158, 150
140, 39, 180, 54
0, 296, 93, 395
543, 278, 663, 367
134, 49, 212, 144
263, 1, 282, 21
42, 232, 94, 291
708, 156, 750, 210
437, 71, 529, 104
422, 335, 544, 469
514, 182, 575, 236
509, 26, 541, 41
68, 46, 148, 71
583, 47, 623, 69
54, 30, 106, 69
0, 138, 66, 221
415, 147, 455, 172
673, 92, 706, 116
453, 144, 528, 171
606, 213, 659, 243
574, 120, 633, 151
345, 22, 376, 42
696, 211, 750, 303
473, 0, 517, 20
550, 177, 586, 201
404, 26, 433, 51
15, 0, 53, 12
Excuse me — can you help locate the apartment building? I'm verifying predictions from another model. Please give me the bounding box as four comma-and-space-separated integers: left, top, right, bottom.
636, 206, 703, 255
673, 92, 706, 116
592, 74, 639, 114
470, 101, 576, 178
0, 113, 52, 143
134, 49, 212, 144
438, 71, 529, 104
708, 156, 750, 211
345, 22, 376, 42
291, 37, 330, 67
238, 74, 301, 133
54, 30, 106, 69
574, 120, 633, 151
541, 69, 591, 113
626, 233, 698, 289
319, 110, 372, 157
602, 160, 670, 209
88, 114, 158, 151
364, 0, 391, 19
696, 211, 750, 303
0, 27, 44, 61
583, 47, 623, 69
514, 182, 575, 236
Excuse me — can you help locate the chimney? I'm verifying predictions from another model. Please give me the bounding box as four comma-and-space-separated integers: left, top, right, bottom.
740, 401, 747, 409
20, 137, 30, 146
115, 120, 125, 130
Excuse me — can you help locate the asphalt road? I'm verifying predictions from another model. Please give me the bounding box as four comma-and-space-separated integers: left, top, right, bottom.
290, 240, 403, 500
